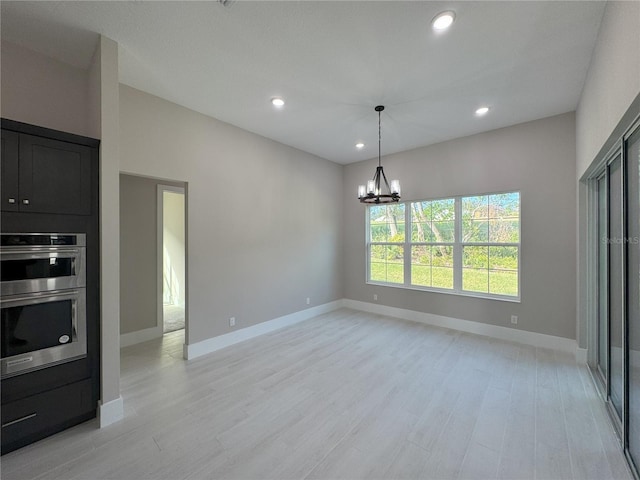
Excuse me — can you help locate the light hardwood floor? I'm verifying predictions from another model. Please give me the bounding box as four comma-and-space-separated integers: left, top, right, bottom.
1, 308, 633, 480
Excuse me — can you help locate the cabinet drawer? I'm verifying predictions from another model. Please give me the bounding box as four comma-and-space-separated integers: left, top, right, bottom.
1, 379, 95, 454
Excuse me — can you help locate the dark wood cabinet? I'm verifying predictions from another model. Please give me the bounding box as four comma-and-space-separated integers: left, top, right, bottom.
1, 129, 19, 212
1, 379, 94, 454
1, 127, 92, 215
1, 119, 100, 455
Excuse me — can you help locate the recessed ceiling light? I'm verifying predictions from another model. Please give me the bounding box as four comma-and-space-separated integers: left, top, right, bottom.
355, 142, 365, 149
432, 11, 455, 31
475, 106, 490, 116
271, 97, 285, 108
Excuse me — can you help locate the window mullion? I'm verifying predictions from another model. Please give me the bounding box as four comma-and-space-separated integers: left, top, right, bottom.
404, 201, 411, 286
454, 197, 462, 291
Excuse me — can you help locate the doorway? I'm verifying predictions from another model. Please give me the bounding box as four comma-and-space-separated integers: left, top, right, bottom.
158, 185, 186, 334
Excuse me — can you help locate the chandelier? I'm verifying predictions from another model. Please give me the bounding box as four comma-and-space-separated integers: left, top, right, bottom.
357, 105, 401, 204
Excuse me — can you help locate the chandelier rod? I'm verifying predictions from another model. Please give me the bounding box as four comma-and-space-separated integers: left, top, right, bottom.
378, 107, 381, 168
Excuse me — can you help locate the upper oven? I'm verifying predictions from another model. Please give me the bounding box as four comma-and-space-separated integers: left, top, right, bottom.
0, 233, 86, 296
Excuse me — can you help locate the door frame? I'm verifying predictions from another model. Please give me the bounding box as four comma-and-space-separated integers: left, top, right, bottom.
157, 184, 187, 337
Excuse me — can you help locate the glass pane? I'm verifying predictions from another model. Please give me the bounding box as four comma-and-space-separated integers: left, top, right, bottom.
411, 245, 431, 287
463, 246, 488, 293
489, 193, 520, 242
1, 300, 73, 357
432, 245, 454, 289
489, 193, 520, 215
1, 258, 74, 282
411, 222, 433, 242
369, 245, 404, 284
411, 201, 432, 222
462, 196, 489, 242
488, 246, 518, 296
626, 127, 640, 467
432, 199, 455, 221
411, 200, 454, 242
433, 221, 455, 243
609, 156, 624, 420
597, 175, 608, 379
369, 204, 405, 242
489, 219, 519, 243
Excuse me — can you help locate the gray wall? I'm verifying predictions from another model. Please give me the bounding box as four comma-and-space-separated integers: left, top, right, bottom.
1, 41, 91, 137
576, 0, 640, 178
575, 1, 640, 351
119, 84, 344, 345
119, 174, 185, 335
344, 113, 577, 340
120, 174, 157, 334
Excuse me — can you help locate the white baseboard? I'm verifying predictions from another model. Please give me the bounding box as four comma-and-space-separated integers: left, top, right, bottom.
343, 299, 579, 356
575, 347, 588, 364
98, 395, 124, 428
184, 300, 344, 360
120, 325, 163, 348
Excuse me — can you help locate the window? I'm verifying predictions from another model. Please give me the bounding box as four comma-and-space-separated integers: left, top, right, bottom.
461, 193, 520, 296
368, 204, 405, 284
410, 199, 455, 289
366, 191, 520, 300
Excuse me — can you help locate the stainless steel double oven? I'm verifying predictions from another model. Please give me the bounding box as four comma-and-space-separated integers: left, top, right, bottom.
1, 233, 87, 377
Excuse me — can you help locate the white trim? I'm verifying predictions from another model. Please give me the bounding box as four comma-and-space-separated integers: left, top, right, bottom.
576, 347, 588, 364
184, 300, 344, 360
98, 395, 124, 428
120, 325, 163, 348
343, 299, 578, 355
183, 297, 583, 362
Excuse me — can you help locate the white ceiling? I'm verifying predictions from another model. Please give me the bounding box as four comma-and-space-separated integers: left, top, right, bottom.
1, 1, 605, 164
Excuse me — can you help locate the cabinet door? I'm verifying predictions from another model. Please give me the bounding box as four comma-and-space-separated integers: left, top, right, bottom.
1, 130, 20, 212
19, 134, 92, 215
1, 379, 93, 454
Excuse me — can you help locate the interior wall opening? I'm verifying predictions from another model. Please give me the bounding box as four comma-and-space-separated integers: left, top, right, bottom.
160, 187, 186, 335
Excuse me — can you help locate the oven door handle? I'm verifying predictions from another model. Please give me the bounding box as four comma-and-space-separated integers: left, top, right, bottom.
0, 248, 81, 259
0, 290, 80, 305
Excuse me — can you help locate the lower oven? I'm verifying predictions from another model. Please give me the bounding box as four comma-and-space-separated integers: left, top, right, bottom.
1, 289, 86, 377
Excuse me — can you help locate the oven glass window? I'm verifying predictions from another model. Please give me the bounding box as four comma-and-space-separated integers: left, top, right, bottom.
1, 258, 74, 282
1, 300, 73, 358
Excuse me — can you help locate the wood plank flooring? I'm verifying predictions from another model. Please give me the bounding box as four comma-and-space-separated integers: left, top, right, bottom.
1, 308, 633, 480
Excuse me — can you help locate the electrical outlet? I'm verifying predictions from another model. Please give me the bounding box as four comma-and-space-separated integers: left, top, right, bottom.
306, 297, 310, 305
373, 294, 378, 301
511, 315, 518, 325
229, 317, 236, 327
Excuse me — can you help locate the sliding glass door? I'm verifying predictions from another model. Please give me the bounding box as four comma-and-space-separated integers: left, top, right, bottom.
591, 119, 640, 475
595, 152, 624, 426
626, 125, 640, 471
609, 155, 624, 421
597, 174, 608, 383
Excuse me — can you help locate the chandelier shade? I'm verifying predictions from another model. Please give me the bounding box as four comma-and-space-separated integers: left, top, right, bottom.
357, 106, 400, 204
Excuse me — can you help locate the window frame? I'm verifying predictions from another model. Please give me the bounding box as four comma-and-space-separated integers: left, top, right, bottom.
366, 190, 521, 302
